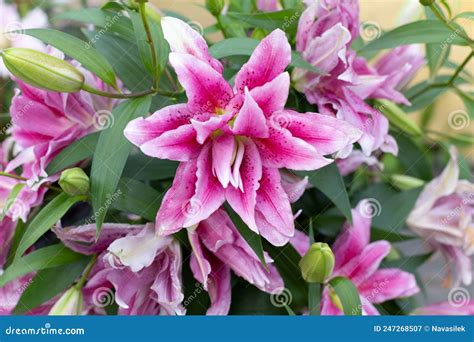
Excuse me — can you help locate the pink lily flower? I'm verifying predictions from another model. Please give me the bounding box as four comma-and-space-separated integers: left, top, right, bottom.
292, 200, 420, 315
2, 49, 119, 221
0, 2, 48, 77
294, 0, 401, 158
125, 18, 361, 246
407, 147, 474, 287
256, 0, 281, 12
188, 209, 284, 315
56, 223, 185, 315
412, 301, 474, 315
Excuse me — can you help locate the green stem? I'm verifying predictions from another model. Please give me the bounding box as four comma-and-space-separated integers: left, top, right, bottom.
0, 172, 62, 192
430, 4, 474, 44
447, 51, 473, 85
138, 1, 159, 90
76, 254, 98, 289
81, 84, 179, 99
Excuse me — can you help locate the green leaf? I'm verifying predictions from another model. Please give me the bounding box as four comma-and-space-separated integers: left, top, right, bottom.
371, 188, 422, 233
128, 10, 155, 74
224, 202, 267, 269
0, 183, 25, 221
265, 242, 308, 309
452, 11, 474, 22
82, 30, 152, 91
209, 37, 324, 74
0, 244, 88, 288
46, 132, 100, 175
122, 154, 178, 180
457, 90, 474, 118
15, 193, 85, 261
22, 28, 117, 87
382, 252, 432, 273
359, 20, 469, 53
112, 178, 166, 221
148, 16, 170, 81
90, 96, 152, 234
396, 133, 433, 180
226, 8, 301, 35
13, 259, 90, 314
53, 8, 134, 39
296, 163, 353, 223
328, 276, 362, 316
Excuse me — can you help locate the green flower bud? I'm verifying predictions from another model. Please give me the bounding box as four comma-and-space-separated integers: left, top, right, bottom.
328, 286, 344, 312
49, 286, 83, 315
419, 0, 434, 6
299, 242, 335, 283
206, 0, 225, 16
374, 100, 422, 137
390, 174, 425, 191
59, 167, 90, 196
1, 48, 84, 92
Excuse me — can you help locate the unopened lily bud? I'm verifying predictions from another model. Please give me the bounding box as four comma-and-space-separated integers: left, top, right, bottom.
390, 174, 425, 191
206, 0, 225, 16
59, 167, 90, 196
49, 286, 83, 315
1, 48, 84, 92
375, 100, 422, 137
299, 242, 335, 283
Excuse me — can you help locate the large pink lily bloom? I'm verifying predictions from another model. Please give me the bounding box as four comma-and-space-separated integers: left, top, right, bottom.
407, 147, 474, 287
0, 2, 48, 77
188, 209, 284, 315
294, 0, 423, 159
125, 18, 361, 246
56, 223, 185, 315
292, 200, 420, 315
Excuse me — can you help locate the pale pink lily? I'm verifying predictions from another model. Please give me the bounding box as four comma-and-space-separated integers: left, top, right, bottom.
412, 301, 474, 315
0, 1, 48, 77
407, 147, 474, 287
188, 209, 283, 315
56, 223, 185, 315
125, 18, 361, 246
292, 200, 420, 315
